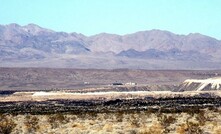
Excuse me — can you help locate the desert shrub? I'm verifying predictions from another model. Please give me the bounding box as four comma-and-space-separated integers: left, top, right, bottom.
214, 127, 221, 134
0, 114, 16, 134
176, 123, 187, 134
47, 113, 69, 129
185, 107, 200, 116
78, 112, 97, 120
102, 123, 113, 132
147, 123, 163, 134
143, 109, 153, 117
24, 115, 40, 133
178, 121, 202, 134
186, 121, 202, 133
195, 110, 208, 126
115, 111, 124, 122
128, 129, 138, 134
131, 118, 140, 127
157, 114, 176, 133
103, 113, 110, 120
129, 113, 140, 127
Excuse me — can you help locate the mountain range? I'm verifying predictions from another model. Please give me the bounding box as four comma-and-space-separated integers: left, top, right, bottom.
0, 23, 221, 69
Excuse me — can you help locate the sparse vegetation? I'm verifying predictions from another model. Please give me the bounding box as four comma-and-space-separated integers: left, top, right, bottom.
157, 114, 176, 133
186, 121, 202, 134
0, 114, 16, 134
0, 108, 219, 133
24, 115, 40, 133
47, 113, 69, 128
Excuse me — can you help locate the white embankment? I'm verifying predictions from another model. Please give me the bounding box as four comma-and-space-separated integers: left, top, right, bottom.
32, 91, 171, 96
183, 77, 221, 91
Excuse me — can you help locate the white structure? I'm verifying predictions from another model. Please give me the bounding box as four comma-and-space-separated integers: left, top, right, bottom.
125, 82, 137, 86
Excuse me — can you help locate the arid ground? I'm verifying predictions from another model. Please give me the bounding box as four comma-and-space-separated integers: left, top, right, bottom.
0, 67, 221, 91
1, 68, 221, 134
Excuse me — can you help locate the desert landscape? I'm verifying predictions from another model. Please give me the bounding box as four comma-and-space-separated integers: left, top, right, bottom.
1, 0, 221, 133
1, 68, 221, 133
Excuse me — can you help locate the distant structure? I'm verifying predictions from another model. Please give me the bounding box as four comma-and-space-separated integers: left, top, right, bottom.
125, 82, 137, 86
112, 82, 123, 86
84, 82, 90, 85
111, 82, 137, 86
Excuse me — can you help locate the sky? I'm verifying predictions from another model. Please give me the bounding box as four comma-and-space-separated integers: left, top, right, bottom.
0, 0, 221, 39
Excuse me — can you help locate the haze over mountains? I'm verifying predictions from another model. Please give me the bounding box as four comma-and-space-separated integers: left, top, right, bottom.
0, 23, 221, 69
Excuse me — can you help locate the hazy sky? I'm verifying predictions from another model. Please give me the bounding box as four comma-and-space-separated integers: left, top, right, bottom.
0, 0, 221, 39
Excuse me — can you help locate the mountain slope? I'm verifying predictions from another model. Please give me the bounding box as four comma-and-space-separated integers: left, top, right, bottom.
0, 23, 221, 69
87, 30, 221, 56
0, 24, 90, 60
117, 48, 212, 61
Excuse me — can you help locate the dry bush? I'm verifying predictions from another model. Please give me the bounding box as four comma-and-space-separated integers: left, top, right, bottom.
176, 124, 188, 134
139, 123, 164, 134
24, 115, 40, 133
72, 123, 85, 130
115, 111, 124, 122
147, 123, 163, 134
0, 114, 16, 134
103, 123, 113, 132
144, 109, 153, 117
185, 107, 200, 116
214, 127, 221, 134
177, 121, 202, 134
177, 111, 204, 134
195, 110, 208, 126
103, 113, 110, 120
186, 121, 202, 134
130, 114, 140, 127
127, 129, 138, 134
47, 113, 69, 129
80, 112, 97, 120
131, 118, 140, 128
157, 114, 176, 133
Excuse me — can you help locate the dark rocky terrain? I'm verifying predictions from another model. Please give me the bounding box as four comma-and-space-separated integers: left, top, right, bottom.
1, 96, 221, 114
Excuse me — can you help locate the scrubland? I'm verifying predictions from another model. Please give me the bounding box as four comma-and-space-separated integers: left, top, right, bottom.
1, 108, 221, 134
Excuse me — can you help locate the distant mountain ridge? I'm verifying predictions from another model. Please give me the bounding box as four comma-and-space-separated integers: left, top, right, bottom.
0, 23, 221, 69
